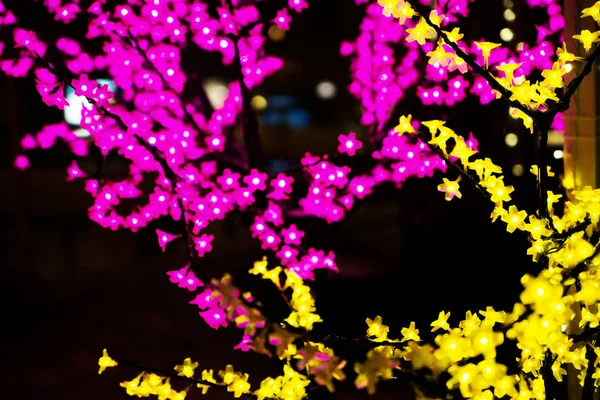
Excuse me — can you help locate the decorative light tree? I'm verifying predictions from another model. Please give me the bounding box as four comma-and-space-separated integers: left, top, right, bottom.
4, 0, 600, 399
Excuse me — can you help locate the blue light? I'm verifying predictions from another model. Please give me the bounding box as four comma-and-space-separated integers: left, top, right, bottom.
266, 158, 296, 173
267, 95, 297, 109
286, 108, 310, 129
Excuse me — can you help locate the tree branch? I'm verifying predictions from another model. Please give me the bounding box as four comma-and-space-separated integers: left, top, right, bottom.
404, 0, 541, 128
124, 31, 207, 143
113, 357, 232, 391
415, 131, 491, 200
546, 43, 600, 118
582, 342, 598, 400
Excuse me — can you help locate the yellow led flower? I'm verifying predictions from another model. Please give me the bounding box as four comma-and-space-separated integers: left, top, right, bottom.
174, 358, 198, 378
438, 177, 462, 201
228, 374, 251, 398
120, 372, 144, 396
496, 62, 522, 84
541, 62, 567, 88
400, 321, 421, 342
501, 205, 528, 233
219, 365, 237, 385
524, 215, 552, 240
582, 2, 600, 22
366, 315, 390, 341
487, 180, 514, 204
197, 370, 215, 395
396, 2, 416, 25
450, 137, 476, 165
98, 348, 118, 374
249, 256, 268, 275
406, 17, 436, 45
263, 266, 282, 288
474, 41, 501, 69
431, 311, 451, 332
426, 43, 455, 67
459, 311, 481, 337
573, 29, 600, 53
394, 114, 415, 135
442, 27, 464, 43
556, 42, 584, 65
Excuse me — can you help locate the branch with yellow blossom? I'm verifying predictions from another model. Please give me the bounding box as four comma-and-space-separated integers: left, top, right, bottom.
101, 353, 228, 391
413, 129, 491, 201
400, 0, 542, 128
546, 40, 600, 118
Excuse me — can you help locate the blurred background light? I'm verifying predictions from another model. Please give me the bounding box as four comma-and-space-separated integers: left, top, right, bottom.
203, 78, 228, 108
64, 78, 115, 128
505, 133, 518, 147
315, 80, 337, 100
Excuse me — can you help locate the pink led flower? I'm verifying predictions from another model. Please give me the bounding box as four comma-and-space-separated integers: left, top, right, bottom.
277, 245, 299, 265
260, 230, 281, 251
66, 161, 86, 180
217, 169, 241, 191
288, 0, 308, 13
200, 307, 228, 329
337, 132, 363, 156
156, 229, 180, 252
267, 173, 293, 200
234, 334, 253, 352
243, 169, 267, 192
273, 8, 291, 31
14, 154, 30, 170
92, 84, 114, 107
72, 73, 95, 96
251, 217, 268, 238
263, 202, 284, 226
349, 176, 374, 199
179, 270, 203, 292
281, 224, 304, 245
167, 266, 189, 286
20, 134, 36, 149
190, 288, 218, 310
194, 233, 214, 257
55, 3, 80, 23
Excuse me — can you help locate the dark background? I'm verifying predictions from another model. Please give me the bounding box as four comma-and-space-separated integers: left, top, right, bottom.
0, 0, 564, 398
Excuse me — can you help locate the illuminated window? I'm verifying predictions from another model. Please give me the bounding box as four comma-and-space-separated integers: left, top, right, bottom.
64, 79, 116, 128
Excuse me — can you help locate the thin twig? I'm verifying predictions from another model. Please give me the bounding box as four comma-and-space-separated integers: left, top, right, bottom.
32, 53, 178, 184
114, 358, 237, 392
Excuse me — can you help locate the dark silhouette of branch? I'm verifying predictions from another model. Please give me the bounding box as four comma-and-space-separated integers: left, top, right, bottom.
113, 357, 235, 392
415, 131, 491, 200
124, 31, 207, 143
224, 0, 265, 171
320, 334, 405, 349
582, 342, 598, 399
537, 122, 552, 220
546, 43, 600, 118
404, 0, 542, 128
